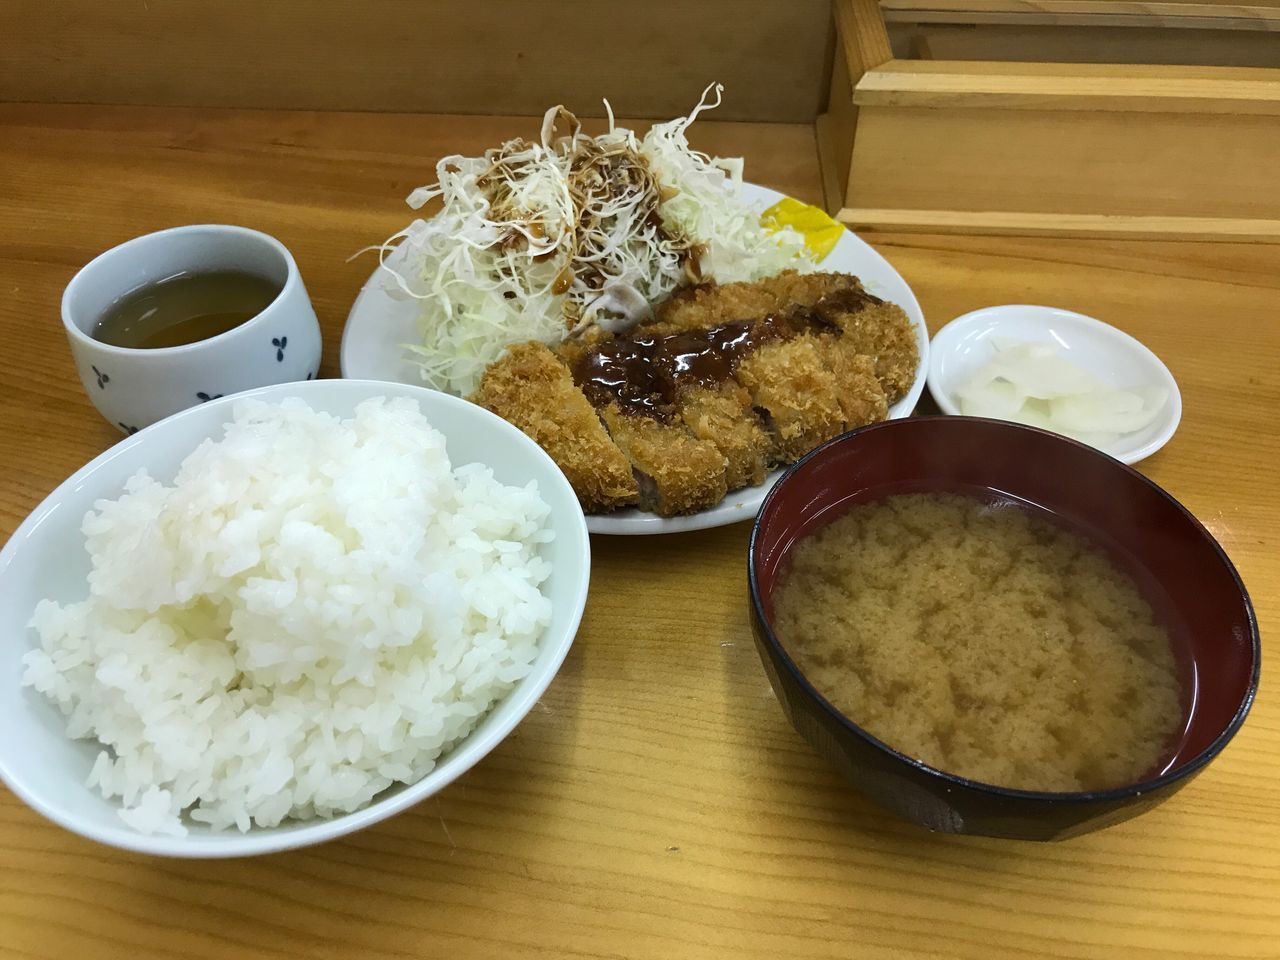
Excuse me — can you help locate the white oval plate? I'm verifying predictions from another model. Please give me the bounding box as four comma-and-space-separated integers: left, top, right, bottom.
341, 182, 929, 534
927, 304, 1181, 465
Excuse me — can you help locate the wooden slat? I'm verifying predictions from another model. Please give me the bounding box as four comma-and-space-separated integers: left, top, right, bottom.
854, 59, 1280, 114
881, 0, 1280, 30
816, 35, 860, 214
815, 114, 846, 213
0, 0, 831, 122
836, 0, 896, 76
890, 8, 1280, 27
839, 208, 1280, 240
827, 0, 893, 214
887, 23, 1280, 67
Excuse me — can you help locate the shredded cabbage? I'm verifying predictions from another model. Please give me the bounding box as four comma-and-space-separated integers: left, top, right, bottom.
640, 85, 809, 285
377, 84, 813, 395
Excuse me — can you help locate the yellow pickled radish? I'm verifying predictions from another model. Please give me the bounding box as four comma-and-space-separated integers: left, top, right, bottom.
760, 197, 845, 262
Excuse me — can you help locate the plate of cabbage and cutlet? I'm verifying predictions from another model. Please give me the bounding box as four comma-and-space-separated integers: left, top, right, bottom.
341, 84, 928, 535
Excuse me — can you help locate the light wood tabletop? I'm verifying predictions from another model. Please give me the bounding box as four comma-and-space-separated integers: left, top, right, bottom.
1, 103, 1276, 960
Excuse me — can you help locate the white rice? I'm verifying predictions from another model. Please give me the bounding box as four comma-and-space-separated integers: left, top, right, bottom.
21, 396, 553, 836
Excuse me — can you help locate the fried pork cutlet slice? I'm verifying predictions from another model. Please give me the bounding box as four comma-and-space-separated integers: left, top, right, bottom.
598, 404, 728, 517
677, 383, 771, 489
616, 325, 771, 490
469, 342, 639, 512
655, 270, 856, 330
816, 295, 919, 403
657, 270, 918, 402
822, 337, 889, 427
735, 336, 846, 463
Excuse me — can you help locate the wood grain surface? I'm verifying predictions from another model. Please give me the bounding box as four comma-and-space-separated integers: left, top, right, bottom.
885, 24, 1280, 68
0, 0, 831, 123
880, 0, 1280, 30
840, 209, 1280, 240
837, 90, 1280, 237
838, 0, 896, 77
1, 103, 1278, 960
854, 60, 1280, 114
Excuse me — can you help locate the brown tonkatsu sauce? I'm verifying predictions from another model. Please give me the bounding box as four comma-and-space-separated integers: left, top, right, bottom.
571, 287, 883, 419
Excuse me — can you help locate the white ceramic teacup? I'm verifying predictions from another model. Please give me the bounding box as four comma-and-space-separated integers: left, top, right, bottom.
62, 225, 322, 433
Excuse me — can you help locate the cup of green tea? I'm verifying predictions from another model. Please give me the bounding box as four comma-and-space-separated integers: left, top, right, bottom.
62, 225, 322, 433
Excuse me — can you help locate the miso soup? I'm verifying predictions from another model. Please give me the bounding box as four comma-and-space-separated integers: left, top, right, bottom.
771, 492, 1184, 792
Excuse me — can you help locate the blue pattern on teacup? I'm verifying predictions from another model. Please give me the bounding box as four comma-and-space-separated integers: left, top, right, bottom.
92, 366, 110, 389
196, 391, 224, 403
272, 336, 288, 362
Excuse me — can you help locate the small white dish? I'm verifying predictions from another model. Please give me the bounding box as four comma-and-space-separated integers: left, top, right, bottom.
927, 305, 1181, 465
63, 225, 322, 433
0, 379, 590, 858
340, 182, 930, 535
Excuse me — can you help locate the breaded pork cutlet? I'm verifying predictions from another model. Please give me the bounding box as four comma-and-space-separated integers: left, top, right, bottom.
469, 342, 639, 512
657, 270, 918, 403
819, 335, 889, 427
675, 383, 770, 489
598, 405, 729, 517
607, 324, 771, 489
654, 270, 854, 329
811, 290, 918, 403
570, 337, 730, 516
646, 299, 880, 462
471, 271, 918, 516
735, 336, 846, 462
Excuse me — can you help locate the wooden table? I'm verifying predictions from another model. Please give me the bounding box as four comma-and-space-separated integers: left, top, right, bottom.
1, 103, 1276, 960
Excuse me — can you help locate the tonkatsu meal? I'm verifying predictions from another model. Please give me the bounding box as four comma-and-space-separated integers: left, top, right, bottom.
376, 85, 921, 516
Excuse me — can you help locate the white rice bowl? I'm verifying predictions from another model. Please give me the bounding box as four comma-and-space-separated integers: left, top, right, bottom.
21, 396, 555, 837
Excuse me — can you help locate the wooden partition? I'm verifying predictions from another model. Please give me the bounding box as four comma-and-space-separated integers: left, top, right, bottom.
0, 0, 832, 122
818, 0, 1280, 241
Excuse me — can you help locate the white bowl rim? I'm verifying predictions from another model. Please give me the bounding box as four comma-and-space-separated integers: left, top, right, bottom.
0, 378, 590, 858
926, 303, 1182, 465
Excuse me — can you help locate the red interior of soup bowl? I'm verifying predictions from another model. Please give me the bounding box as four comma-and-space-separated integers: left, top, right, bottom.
752, 417, 1259, 782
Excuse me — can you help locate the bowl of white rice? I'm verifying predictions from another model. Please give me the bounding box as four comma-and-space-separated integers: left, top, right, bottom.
0, 379, 590, 857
